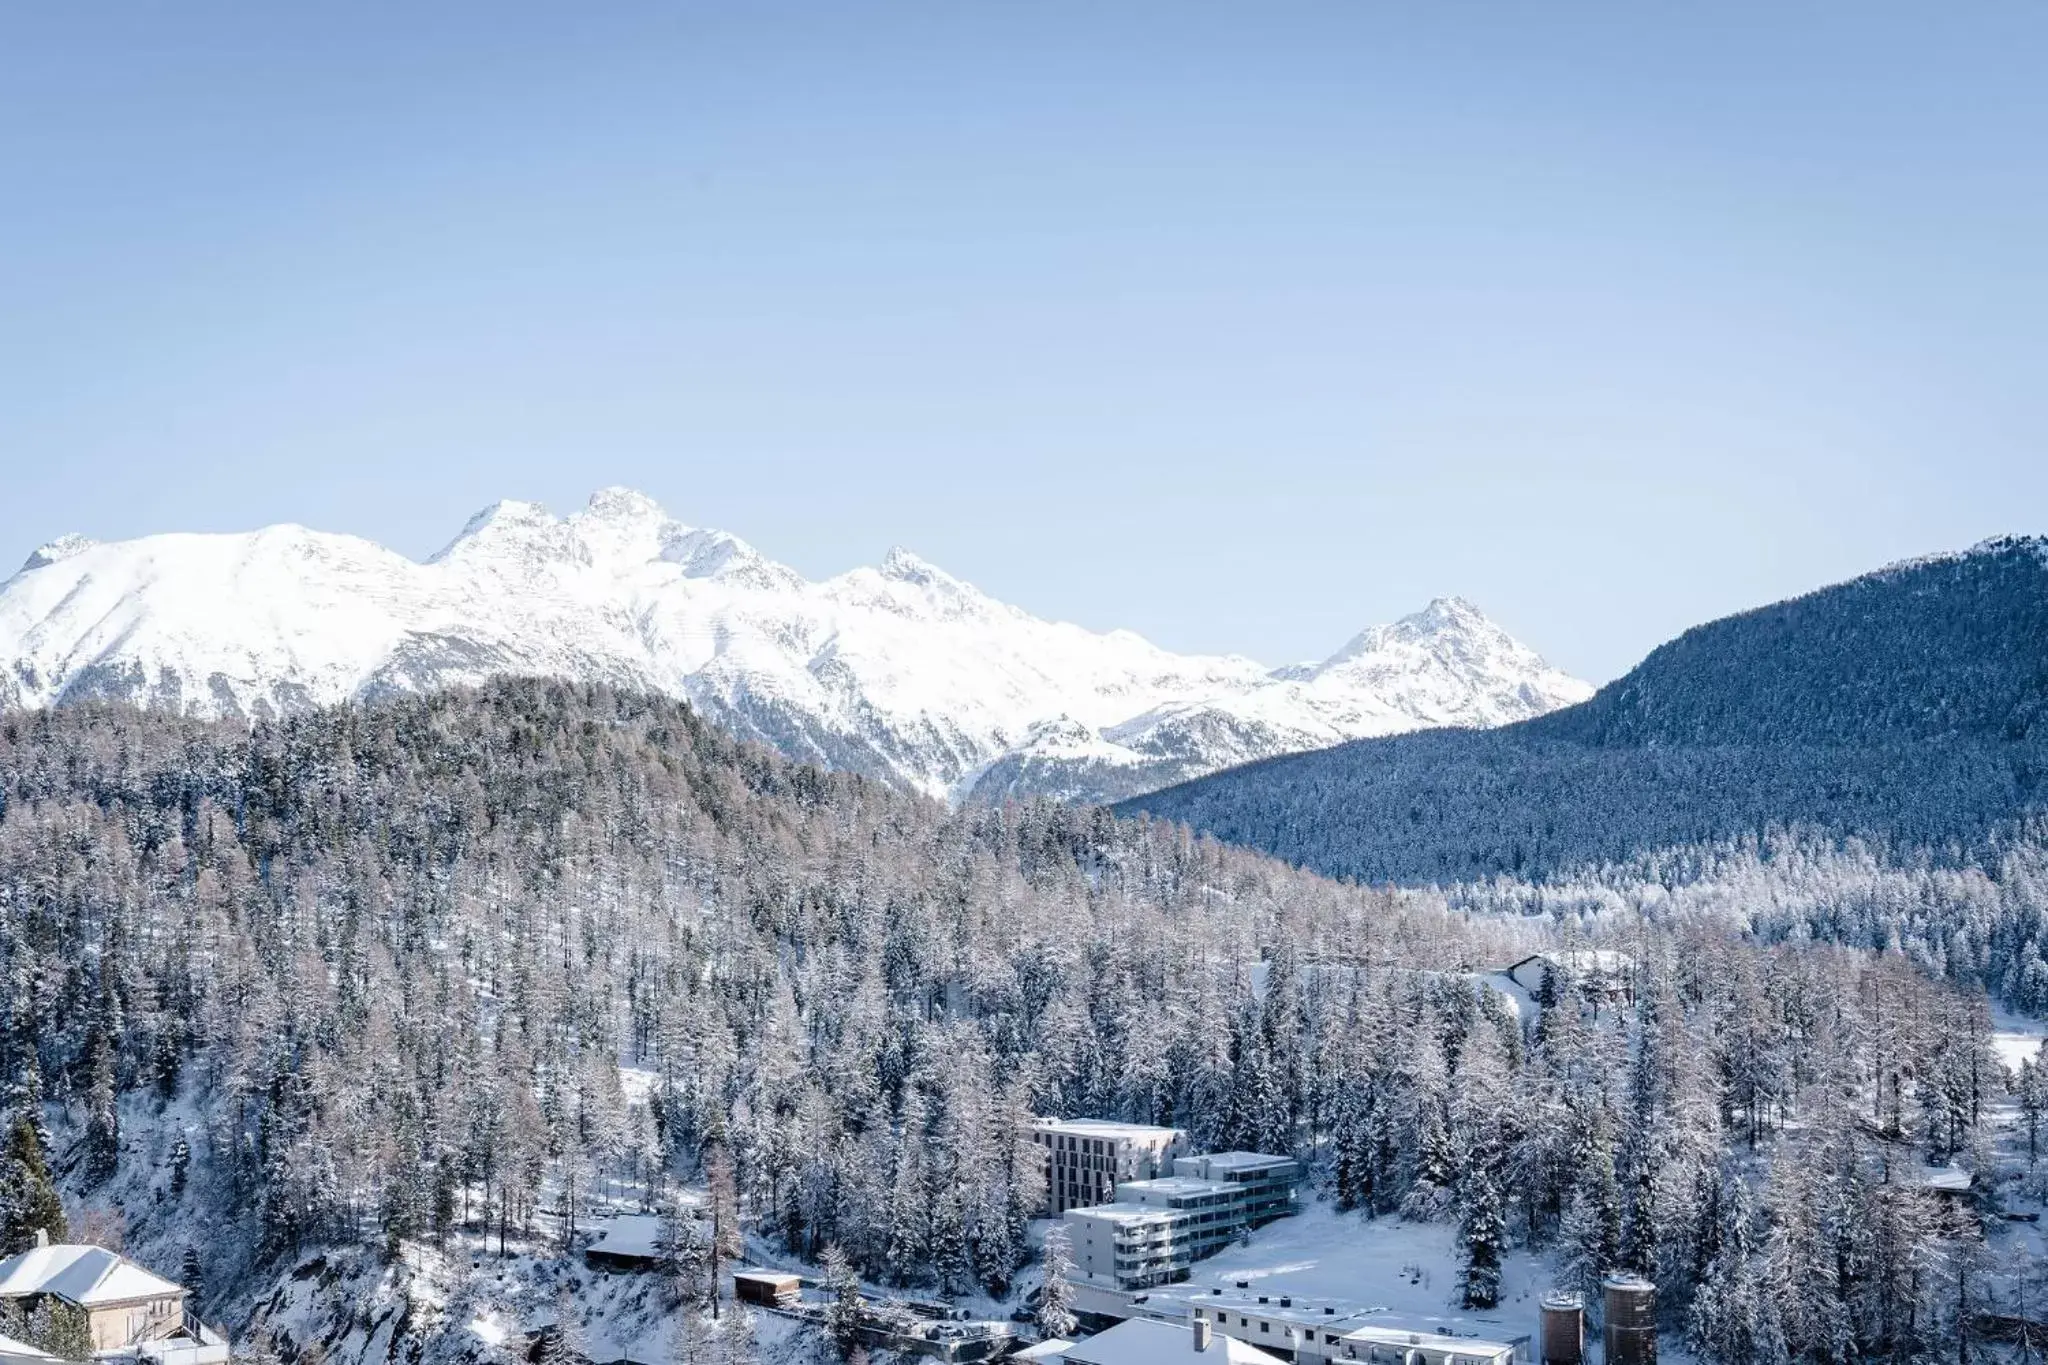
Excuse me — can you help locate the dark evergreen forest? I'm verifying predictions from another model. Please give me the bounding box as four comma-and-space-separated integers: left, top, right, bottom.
1122, 541, 2048, 1009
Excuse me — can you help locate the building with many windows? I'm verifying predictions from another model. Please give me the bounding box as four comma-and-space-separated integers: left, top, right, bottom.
1031, 1119, 1187, 1215
1059, 1148, 1305, 1292
1169, 1153, 1303, 1227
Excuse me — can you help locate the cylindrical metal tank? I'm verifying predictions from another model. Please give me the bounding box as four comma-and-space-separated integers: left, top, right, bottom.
1602, 1274, 1657, 1365
1540, 1290, 1584, 1364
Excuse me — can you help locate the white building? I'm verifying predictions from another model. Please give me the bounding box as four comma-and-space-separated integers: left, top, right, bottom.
0, 1237, 226, 1364
1157, 1289, 1521, 1365
1032, 1119, 1188, 1215
1054, 1317, 1286, 1363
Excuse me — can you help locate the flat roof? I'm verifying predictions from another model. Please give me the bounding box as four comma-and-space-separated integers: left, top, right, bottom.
1119, 1177, 1236, 1198
1033, 1118, 1185, 1142
1340, 1321, 1517, 1355
1066, 1202, 1177, 1226
1149, 1291, 1518, 1352
1153, 1288, 1388, 1334
1183, 1151, 1294, 1172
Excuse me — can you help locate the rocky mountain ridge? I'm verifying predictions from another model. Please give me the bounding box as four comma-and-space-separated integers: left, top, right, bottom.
0, 487, 1591, 802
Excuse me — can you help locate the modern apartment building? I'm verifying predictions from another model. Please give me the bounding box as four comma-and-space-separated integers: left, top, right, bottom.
1030, 1118, 1187, 1215
1170, 1152, 1303, 1227
1059, 1148, 1305, 1292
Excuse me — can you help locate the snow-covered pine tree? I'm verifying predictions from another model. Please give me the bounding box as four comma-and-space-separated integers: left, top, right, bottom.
822, 1244, 864, 1360
1036, 1224, 1079, 1341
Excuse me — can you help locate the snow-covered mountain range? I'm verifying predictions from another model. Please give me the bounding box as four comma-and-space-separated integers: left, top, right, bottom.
0, 488, 1592, 803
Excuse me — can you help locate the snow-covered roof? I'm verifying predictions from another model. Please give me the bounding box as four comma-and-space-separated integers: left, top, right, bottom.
1033, 1118, 1185, 1144
0, 1244, 184, 1307
586, 1214, 667, 1260
1120, 1176, 1236, 1201
1162, 1288, 1389, 1334
1339, 1320, 1516, 1360
1911, 1164, 1973, 1193
1177, 1151, 1293, 1174
1066, 1202, 1177, 1227
1012, 1340, 1074, 1361
1064, 1318, 1284, 1365
1510, 950, 1634, 977
0, 1333, 56, 1365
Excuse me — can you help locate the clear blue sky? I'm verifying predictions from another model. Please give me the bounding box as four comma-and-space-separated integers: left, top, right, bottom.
2, 3, 2042, 681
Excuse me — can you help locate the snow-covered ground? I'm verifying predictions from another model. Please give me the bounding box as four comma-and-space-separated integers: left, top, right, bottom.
1993, 1005, 2045, 1074
1181, 1203, 1546, 1344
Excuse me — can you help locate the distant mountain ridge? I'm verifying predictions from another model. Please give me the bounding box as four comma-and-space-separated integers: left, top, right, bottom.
0, 487, 1591, 803
1118, 536, 2048, 882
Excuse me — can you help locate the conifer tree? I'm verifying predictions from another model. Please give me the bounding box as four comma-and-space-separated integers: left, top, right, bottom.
0, 1114, 66, 1254
822, 1244, 863, 1360
1036, 1225, 1079, 1341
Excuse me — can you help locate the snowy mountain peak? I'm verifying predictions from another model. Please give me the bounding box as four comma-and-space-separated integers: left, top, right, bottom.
0, 491, 1592, 803
19, 533, 98, 574
580, 485, 669, 527
429, 498, 572, 565
878, 545, 952, 587
1408, 595, 1487, 628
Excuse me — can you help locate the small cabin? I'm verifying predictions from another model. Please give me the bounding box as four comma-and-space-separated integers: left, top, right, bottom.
731, 1270, 802, 1308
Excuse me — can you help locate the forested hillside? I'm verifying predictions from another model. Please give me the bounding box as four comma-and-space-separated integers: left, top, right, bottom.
0, 682, 2036, 1363
1121, 538, 2048, 883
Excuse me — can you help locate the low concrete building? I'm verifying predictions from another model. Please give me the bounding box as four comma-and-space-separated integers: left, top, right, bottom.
1145, 1288, 1523, 1365
1033, 1120, 1189, 1215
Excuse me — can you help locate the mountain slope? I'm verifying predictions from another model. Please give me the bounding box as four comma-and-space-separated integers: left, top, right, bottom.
0, 487, 1589, 803
1117, 536, 2048, 883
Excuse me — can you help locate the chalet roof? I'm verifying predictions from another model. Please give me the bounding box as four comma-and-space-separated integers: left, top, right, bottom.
0, 1333, 56, 1365
0, 1244, 183, 1307
1063, 1318, 1284, 1365
585, 1214, 666, 1260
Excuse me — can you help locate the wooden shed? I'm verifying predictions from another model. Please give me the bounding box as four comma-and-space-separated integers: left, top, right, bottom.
731, 1270, 802, 1308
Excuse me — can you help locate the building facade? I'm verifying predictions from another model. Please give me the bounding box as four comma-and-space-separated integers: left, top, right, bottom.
1059, 1147, 1306, 1292
0, 1237, 224, 1363
1156, 1290, 1522, 1365
1170, 1153, 1303, 1227
1030, 1119, 1187, 1215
